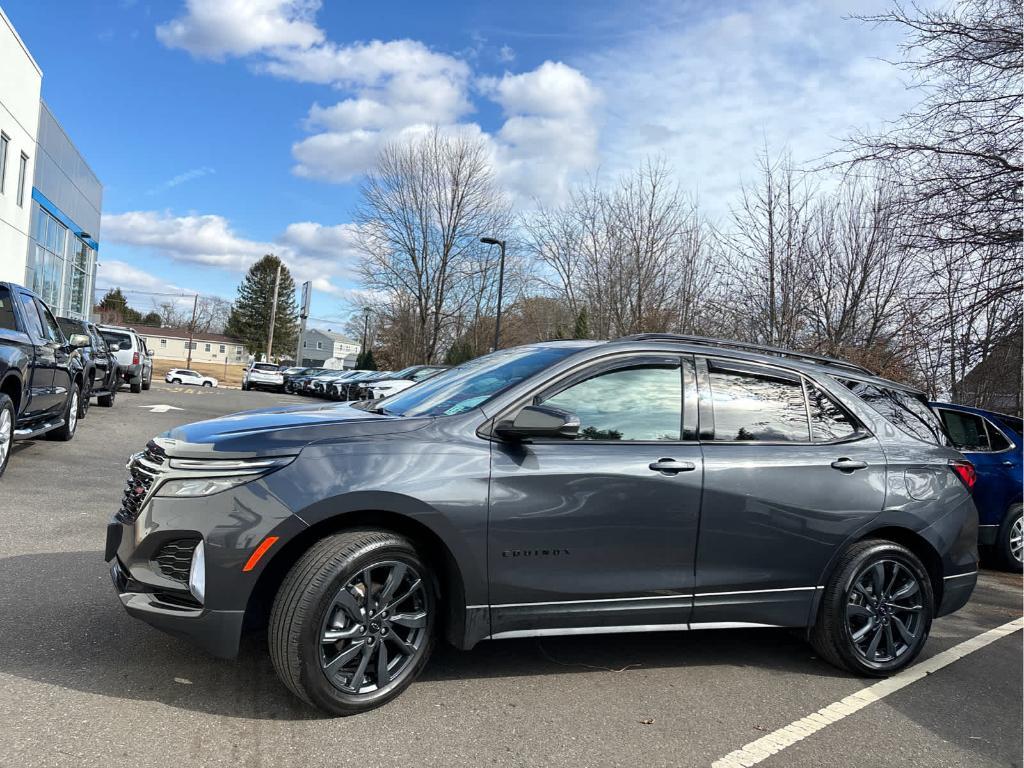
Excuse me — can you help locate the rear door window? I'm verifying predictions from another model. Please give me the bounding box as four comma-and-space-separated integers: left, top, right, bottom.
807, 383, 858, 442
707, 362, 809, 442
16, 293, 44, 340
35, 300, 63, 343
939, 409, 991, 451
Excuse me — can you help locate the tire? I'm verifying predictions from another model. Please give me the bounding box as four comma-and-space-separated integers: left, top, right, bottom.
171, 378, 182, 385
130, 374, 142, 394
269, 530, 437, 716
48, 383, 80, 442
203, 381, 212, 388
98, 385, 116, 408
0, 394, 15, 478
78, 382, 91, 419
995, 505, 1023, 572
242, 382, 250, 391
142, 371, 151, 391
811, 539, 933, 677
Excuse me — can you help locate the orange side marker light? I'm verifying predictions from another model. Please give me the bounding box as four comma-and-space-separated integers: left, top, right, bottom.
243, 536, 279, 572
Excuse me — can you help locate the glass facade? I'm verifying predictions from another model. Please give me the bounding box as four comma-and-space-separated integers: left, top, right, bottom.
25, 200, 95, 318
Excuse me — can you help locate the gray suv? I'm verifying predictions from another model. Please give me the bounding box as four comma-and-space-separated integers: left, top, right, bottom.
106, 334, 978, 715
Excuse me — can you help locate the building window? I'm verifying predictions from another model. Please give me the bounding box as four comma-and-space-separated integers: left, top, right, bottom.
26, 204, 67, 307
16, 153, 28, 207
204, 343, 211, 352
316, 341, 323, 350
160, 338, 167, 347
0, 132, 9, 194
219, 344, 225, 353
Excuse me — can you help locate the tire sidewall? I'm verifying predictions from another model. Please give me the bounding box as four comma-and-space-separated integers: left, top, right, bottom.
998, 505, 1023, 572
295, 541, 436, 715
0, 395, 14, 477
834, 543, 933, 676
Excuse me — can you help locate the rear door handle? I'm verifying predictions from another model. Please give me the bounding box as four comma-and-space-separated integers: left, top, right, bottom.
831, 458, 868, 472
649, 458, 696, 474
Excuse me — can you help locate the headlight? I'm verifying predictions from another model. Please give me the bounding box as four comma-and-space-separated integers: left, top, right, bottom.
153, 456, 294, 498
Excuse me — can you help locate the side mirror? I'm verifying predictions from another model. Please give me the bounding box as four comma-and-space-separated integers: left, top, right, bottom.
495, 404, 580, 441
69, 333, 91, 349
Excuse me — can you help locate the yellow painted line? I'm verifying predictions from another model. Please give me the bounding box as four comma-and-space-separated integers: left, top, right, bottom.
711, 617, 1024, 768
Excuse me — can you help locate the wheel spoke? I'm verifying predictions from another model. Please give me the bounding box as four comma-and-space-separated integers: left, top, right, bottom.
346, 643, 374, 692
379, 563, 408, 606
891, 615, 916, 645
333, 588, 364, 623
882, 563, 902, 599
851, 621, 874, 643
362, 568, 375, 610
883, 624, 897, 659
390, 611, 427, 629
385, 630, 415, 656
376, 640, 390, 687
869, 562, 885, 597
324, 639, 366, 676
889, 579, 920, 602
866, 625, 883, 659
846, 603, 872, 621
386, 578, 423, 611
322, 625, 362, 644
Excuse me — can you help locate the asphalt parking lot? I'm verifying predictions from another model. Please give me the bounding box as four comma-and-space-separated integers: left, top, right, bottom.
0, 382, 1020, 768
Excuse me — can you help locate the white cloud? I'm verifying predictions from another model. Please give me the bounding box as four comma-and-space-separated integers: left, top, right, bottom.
146, 166, 215, 195
96, 260, 183, 294
101, 210, 359, 295
156, 0, 323, 59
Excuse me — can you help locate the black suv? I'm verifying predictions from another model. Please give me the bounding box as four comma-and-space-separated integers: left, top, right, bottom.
107, 335, 978, 714
57, 316, 120, 413
0, 282, 86, 477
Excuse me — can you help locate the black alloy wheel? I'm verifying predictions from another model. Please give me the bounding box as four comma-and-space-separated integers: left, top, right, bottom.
811, 540, 932, 676
269, 530, 436, 715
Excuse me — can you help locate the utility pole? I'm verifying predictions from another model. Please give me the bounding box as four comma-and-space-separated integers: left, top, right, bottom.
266, 261, 282, 362
361, 306, 371, 364
185, 293, 199, 368
480, 237, 506, 351
295, 280, 311, 366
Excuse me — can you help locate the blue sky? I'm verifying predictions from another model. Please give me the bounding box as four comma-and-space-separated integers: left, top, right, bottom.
3, 0, 911, 329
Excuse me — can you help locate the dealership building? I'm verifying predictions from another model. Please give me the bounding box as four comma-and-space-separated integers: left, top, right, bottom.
1, 7, 101, 320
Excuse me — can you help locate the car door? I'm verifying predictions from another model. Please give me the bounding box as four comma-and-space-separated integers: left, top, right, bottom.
691, 356, 887, 628
488, 354, 702, 637
35, 299, 73, 414
14, 291, 59, 416
89, 325, 111, 390
936, 408, 1019, 534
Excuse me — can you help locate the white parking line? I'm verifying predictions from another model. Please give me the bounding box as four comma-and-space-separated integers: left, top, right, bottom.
711, 617, 1024, 768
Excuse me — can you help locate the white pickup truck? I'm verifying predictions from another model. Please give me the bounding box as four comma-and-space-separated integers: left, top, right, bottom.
241, 362, 285, 392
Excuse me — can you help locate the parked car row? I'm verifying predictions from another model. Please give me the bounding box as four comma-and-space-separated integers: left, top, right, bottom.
288, 365, 450, 401
1, 280, 152, 478
110, 333, 1007, 715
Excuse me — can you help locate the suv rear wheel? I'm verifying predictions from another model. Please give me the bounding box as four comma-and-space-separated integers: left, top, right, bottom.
130, 374, 142, 394
47, 383, 80, 441
995, 505, 1023, 572
269, 530, 436, 715
811, 540, 932, 676
0, 394, 14, 477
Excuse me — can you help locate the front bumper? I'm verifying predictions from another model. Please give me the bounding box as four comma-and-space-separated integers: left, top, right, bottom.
107, 470, 307, 658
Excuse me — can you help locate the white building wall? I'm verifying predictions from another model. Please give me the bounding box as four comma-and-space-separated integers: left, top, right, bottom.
140, 333, 247, 364
0, 7, 41, 284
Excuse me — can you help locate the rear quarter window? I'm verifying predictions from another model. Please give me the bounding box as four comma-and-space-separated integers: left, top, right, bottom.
0, 286, 18, 331
842, 381, 948, 445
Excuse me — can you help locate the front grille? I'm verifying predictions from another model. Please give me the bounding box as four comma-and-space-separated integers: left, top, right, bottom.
154, 539, 200, 583
116, 446, 165, 524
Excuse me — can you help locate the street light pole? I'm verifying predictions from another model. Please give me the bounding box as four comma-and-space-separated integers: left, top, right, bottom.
481, 237, 506, 351
361, 306, 371, 367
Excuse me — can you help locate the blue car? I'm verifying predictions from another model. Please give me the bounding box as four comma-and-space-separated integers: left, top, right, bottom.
931, 402, 1022, 571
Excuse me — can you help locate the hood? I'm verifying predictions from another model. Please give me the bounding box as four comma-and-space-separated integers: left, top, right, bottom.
158, 401, 429, 458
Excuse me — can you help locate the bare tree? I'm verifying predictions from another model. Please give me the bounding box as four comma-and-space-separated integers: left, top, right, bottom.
355, 128, 511, 364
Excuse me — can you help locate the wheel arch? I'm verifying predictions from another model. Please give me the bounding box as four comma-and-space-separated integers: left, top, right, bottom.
0, 372, 22, 414
244, 507, 470, 649
807, 524, 944, 633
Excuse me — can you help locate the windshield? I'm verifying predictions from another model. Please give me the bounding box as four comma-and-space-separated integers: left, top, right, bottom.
380, 345, 583, 418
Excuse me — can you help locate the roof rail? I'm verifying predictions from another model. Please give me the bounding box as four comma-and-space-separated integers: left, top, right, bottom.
616, 333, 875, 376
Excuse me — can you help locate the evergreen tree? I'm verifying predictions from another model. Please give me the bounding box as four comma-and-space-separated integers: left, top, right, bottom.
573, 307, 590, 339
141, 311, 162, 326
444, 339, 476, 365
97, 288, 143, 324
356, 349, 377, 370
225, 254, 299, 358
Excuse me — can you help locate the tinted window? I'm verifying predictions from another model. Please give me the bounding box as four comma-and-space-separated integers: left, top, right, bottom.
940, 410, 990, 451
57, 318, 86, 337
17, 293, 44, 339
844, 382, 947, 445
383, 345, 583, 418
36, 301, 63, 343
807, 384, 857, 441
709, 363, 809, 442
998, 415, 1023, 438
542, 363, 682, 441
987, 421, 1012, 451
0, 286, 18, 331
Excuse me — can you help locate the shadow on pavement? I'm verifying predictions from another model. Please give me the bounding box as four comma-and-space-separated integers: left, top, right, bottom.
0, 550, 902, 722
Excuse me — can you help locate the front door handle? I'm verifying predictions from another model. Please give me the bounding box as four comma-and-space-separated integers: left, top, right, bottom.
1003, 460, 1015, 467
831, 458, 868, 472
649, 458, 696, 474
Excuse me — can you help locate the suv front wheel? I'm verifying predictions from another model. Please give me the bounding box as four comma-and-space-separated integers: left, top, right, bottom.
811, 540, 933, 677
47, 383, 80, 441
269, 530, 436, 715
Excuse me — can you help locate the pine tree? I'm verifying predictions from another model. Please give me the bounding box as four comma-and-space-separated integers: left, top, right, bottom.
96, 288, 143, 324
356, 349, 377, 370
141, 311, 162, 326
573, 307, 590, 339
225, 254, 299, 358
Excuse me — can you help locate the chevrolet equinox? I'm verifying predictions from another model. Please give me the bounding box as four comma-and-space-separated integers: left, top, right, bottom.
107, 334, 978, 715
